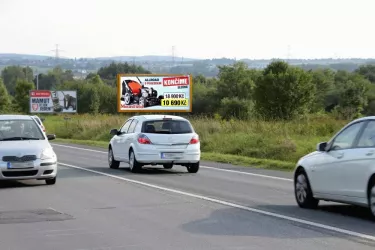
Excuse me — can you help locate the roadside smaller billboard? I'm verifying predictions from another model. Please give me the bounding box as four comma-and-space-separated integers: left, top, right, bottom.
117, 74, 192, 112
29, 90, 77, 113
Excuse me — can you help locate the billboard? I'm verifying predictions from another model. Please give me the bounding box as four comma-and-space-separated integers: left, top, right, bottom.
29, 90, 77, 113
117, 74, 192, 112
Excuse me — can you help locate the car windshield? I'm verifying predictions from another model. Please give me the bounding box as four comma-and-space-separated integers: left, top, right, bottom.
142, 119, 193, 134
0, 119, 45, 141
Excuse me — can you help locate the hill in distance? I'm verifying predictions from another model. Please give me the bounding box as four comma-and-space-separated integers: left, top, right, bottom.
0, 53, 200, 62
94, 55, 200, 62
1, 53, 375, 69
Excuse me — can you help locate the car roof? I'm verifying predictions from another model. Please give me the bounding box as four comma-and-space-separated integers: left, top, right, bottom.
31, 116, 41, 120
134, 115, 188, 121
347, 116, 375, 125
0, 115, 34, 121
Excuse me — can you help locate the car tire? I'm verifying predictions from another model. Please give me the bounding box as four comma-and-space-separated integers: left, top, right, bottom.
368, 182, 375, 219
187, 162, 199, 173
129, 150, 141, 173
294, 169, 319, 209
45, 177, 56, 185
163, 164, 173, 169
108, 147, 120, 169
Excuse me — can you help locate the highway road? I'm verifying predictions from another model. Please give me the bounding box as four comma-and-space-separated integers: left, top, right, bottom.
1, 143, 375, 250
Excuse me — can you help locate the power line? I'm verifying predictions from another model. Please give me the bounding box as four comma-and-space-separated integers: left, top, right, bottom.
50, 44, 65, 63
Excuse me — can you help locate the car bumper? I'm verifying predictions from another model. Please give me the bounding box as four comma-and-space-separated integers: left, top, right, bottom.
0, 159, 57, 180
135, 150, 200, 164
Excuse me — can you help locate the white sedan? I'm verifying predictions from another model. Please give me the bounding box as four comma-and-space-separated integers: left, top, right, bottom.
108, 115, 201, 173
294, 116, 375, 218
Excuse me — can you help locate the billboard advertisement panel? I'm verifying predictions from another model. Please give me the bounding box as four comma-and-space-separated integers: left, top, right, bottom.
29, 90, 77, 113
117, 74, 192, 112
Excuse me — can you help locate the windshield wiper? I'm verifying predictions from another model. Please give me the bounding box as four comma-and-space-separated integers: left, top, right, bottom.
0, 137, 42, 141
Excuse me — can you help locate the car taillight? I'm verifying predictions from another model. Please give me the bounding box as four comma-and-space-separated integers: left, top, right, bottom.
138, 134, 151, 144
189, 136, 199, 144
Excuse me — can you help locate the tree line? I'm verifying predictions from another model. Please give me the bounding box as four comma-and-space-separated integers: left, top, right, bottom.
1, 60, 375, 120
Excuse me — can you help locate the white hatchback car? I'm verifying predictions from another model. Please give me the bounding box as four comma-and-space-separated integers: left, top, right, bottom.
294, 116, 375, 218
0, 115, 57, 185
108, 115, 201, 173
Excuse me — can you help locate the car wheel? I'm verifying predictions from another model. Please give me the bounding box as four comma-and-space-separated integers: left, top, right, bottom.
163, 164, 173, 169
368, 183, 375, 219
124, 93, 131, 105
129, 150, 141, 173
108, 148, 120, 169
294, 169, 319, 209
45, 177, 56, 185
187, 162, 199, 173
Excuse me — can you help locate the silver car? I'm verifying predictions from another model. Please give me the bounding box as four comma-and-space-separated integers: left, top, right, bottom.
0, 115, 57, 185
108, 115, 201, 173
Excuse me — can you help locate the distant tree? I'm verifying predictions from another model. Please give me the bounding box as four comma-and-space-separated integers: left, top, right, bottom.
62, 69, 74, 82
192, 79, 219, 115
219, 97, 253, 120
193, 74, 206, 84
216, 62, 255, 100
34, 73, 57, 90
89, 87, 100, 114
355, 64, 375, 83
0, 79, 11, 113
334, 74, 370, 119
89, 74, 104, 85
1, 66, 33, 95
310, 68, 335, 112
85, 73, 97, 80
14, 80, 34, 113
253, 60, 316, 120
97, 62, 151, 86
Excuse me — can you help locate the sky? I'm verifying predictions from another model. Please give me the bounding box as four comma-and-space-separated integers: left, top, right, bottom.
1, 0, 374, 59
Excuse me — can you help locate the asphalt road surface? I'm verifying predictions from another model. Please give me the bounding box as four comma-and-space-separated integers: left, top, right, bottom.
1, 143, 375, 250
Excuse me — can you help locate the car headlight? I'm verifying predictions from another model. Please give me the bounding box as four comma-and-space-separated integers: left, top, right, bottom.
40, 148, 55, 160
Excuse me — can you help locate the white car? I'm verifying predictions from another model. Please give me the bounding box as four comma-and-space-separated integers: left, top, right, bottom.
108, 115, 201, 173
294, 116, 375, 217
0, 115, 58, 185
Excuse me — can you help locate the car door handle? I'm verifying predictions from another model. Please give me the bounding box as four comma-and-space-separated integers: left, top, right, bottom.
366, 150, 375, 156
336, 153, 344, 159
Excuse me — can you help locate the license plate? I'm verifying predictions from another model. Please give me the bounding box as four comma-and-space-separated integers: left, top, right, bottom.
161, 153, 183, 159
7, 162, 34, 169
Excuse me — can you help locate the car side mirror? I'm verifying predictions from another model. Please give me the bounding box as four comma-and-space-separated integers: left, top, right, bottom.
316, 142, 327, 152
110, 129, 119, 135
47, 134, 56, 140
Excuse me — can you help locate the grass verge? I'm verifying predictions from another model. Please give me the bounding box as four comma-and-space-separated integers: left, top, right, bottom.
41, 113, 349, 172
54, 138, 296, 171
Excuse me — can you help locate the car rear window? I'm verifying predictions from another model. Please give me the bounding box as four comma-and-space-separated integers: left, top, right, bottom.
142, 119, 193, 134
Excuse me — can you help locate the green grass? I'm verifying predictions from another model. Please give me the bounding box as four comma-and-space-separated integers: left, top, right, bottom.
54, 138, 294, 171
43, 113, 348, 171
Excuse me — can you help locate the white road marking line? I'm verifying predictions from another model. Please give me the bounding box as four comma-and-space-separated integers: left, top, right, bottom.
51, 143, 293, 182
200, 165, 292, 181
58, 161, 375, 242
